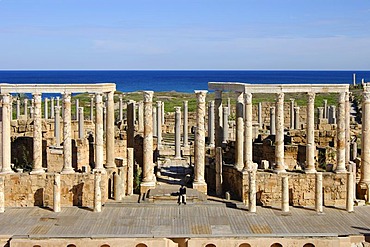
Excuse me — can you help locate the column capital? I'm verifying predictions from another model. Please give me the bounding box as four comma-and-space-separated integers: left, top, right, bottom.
143, 91, 154, 102
183, 100, 188, 106
209, 100, 215, 107
338, 92, 346, 102
95, 93, 103, 102
157, 100, 162, 107
235, 91, 244, 103
244, 92, 252, 104
1, 94, 11, 105
276, 92, 284, 102
174, 106, 181, 113
62, 92, 71, 102
195, 90, 208, 103
33, 93, 42, 102
307, 92, 315, 103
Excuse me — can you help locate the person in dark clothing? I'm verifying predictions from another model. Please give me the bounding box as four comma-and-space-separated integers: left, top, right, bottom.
178, 185, 187, 205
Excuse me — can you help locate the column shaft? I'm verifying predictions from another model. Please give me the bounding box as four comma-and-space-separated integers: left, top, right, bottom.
53, 173, 61, 212
282, 175, 289, 212
306, 92, 316, 173
94, 93, 105, 173
44, 98, 49, 119
222, 107, 228, 144
270, 107, 276, 135
248, 169, 257, 213
93, 172, 102, 212
157, 101, 162, 148
78, 107, 84, 139
50, 97, 55, 119
1, 94, 13, 174
138, 101, 144, 132
90, 96, 94, 121
235, 92, 244, 170
294, 107, 300, 129
335, 92, 346, 173
183, 101, 188, 147
258, 102, 262, 129
127, 147, 134, 196
315, 172, 323, 213
244, 93, 253, 171
0, 177, 4, 213
215, 147, 223, 196
127, 101, 135, 148
215, 90, 223, 147
347, 170, 354, 212
62, 93, 74, 174
119, 95, 123, 121
208, 101, 215, 147
55, 106, 61, 147
174, 107, 181, 159
105, 91, 115, 169
361, 91, 370, 185
275, 93, 286, 173
16, 99, 20, 119
31, 93, 44, 174
290, 99, 295, 129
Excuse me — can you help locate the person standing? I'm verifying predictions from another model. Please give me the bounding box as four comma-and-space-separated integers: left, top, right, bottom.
178, 185, 187, 205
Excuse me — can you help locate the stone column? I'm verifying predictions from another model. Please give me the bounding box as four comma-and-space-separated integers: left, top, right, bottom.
0, 176, 4, 213
61, 92, 74, 174
55, 106, 61, 147
103, 106, 106, 133
345, 92, 351, 169
174, 106, 182, 159
258, 102, 263, 129
323, 99, 328, 119
53, 173, 61, 212
281, 175, 289, 212
227, 97, 231, 115
208, 101, 215, 147
127, 101, 135, 148
24, 98, 28, 119
215, 147, 223, 196
75, 99, 79, 121
152, 106, 157, 137
162, 101, 165, 125
138, 101, 144, 132
90, 95, 94, 121
114, 172, 122, 201
106, 91, 115, 169
329, 105, 337, 124
294, 107, 300, 129
78, 107, 84, 139
275, 93, 286, 173
119, 95, 123, 121
31, 93, 44, 174
347, 170, 354, 212
0, 94, 13, 174
127, 147, 134, 196
56, 96, 60, 107
94, 93, 105, 173
335, 92, 346, 173
44, 97, 49, 119
141, 91, 156, 193
361, 90, 370, 185
290, 98, 295, 129
244, 92, 253, 171
222, 106, 228, 144
315, 172, 323, 213
248, 169, 257, 213
270, 107, 276, 135
94, 172, 102, 212
215, 90, 223, 147
157, 101, 162, 149
352, 142, 358, 161
193, 90, 208, 194
16, 98, 20, 119
10, 96, 13, 121
183, 101, 188, 147
317, 107, 324, 120
50, 97, 55, 119
235, 92, 244, 170
305, 92, 316, 173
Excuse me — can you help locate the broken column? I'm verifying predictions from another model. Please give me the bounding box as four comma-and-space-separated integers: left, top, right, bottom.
270, 107, 276, 135
174, 106, 182, 159
183, 100, 188, 147
347, 169, 354, 212
275, 93, 286, 173
335, 92, 346, 173
315, 172, 323, 213
305, 92, 316, 173
141, 91, 156, 193
31, 93, 44, 174
249, 169, 257, 213
61, 92, 74, 174
235, 91, 244, 171
53, 173, 61, 212
244, 92, 253, 171
208, 101, 215, 147
215, 147, 223, 196
193, 90, 208, 194
281, 175, 289, 212
94, 172, 102, 212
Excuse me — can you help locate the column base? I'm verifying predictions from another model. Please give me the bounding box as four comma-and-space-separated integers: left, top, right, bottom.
273, 169, 286, 174
140, 181, 156, 195
93, 168, 106, 174
334, 169, 347, 174
30, 168, 45, 175
0, 169, 15, 174
193, 181, 207, 194
61, 167, 75, 174
304, 169, 317, 174
174, 156, 183, 160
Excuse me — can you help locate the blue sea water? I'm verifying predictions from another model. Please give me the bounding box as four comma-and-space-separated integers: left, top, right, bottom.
0, 70, 369, 93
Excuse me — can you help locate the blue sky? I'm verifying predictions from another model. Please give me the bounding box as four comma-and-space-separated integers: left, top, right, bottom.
0, 0, 369, 70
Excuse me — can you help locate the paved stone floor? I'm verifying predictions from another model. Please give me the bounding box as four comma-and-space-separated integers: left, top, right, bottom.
1, 197, 370, 239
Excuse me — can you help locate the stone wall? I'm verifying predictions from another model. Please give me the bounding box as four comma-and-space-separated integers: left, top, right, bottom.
2, 173, 108, 208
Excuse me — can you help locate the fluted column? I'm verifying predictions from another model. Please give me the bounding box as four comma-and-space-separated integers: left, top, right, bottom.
0, 94, 13, 174
183, 101, 188, 147
157, 101, 162, 149
215, 90, 223, 147
31, 93, 44, 174
61, 92, 74, 174
274, 93, 286, 173
208, 101, 215, 147
335, 92, 346, 173
306, 92, 316, 173
94, 93, 105, 173
290, 98, 295, 129
141, 91, 155, 192
360, 90, 370, 185
106, 91, 115, 169
244, 92, 253, 171
270, 107, 275, 135
174, 106, 182, 159
235, 91, 244, 170
193, 90, 208, 194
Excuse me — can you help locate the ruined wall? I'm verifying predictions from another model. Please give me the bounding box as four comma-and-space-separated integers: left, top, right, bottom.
3, 173, 108, 208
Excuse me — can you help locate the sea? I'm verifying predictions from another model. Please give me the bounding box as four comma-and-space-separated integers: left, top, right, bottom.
0, 70, 369, 93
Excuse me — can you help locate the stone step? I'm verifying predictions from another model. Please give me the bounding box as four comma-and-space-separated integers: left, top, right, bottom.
147, 186, 207, 203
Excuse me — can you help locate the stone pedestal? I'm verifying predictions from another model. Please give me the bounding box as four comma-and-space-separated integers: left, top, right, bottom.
235, 92, 244, 170
53, 173, 61, 212
31, 93, 45, 174
193, 90, 208, 194
208, 101, 215, 147
127, 148, 134, 196
270, 107, 275, 135
94, 172, 102, 212
274, 93, 286, 173
174, 107, 182, 159
315, 172, 323, 213
305, 92, 316, 173
281, 175, 289, 212
141, 91, 156, 194
335, 93, 346, 173
183, 101, 188, 147
244, 93, 253, 171
248, 169, 257, 213
215, 147, 223, 196
61, 93, 74, 174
